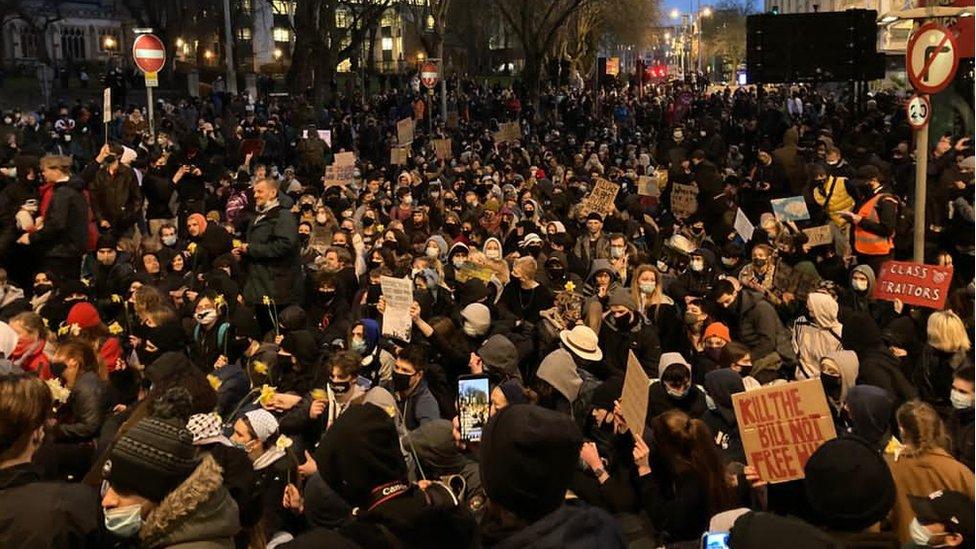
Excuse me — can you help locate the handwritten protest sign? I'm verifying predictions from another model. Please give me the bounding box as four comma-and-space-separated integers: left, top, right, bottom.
802, 225, 833, 248
397, 118, 415, 145
873, 261, 953, 310
380, 276, 413, 342
670, 182, 699, 219
493, 121, 521, 144
433, 138, 452, 160
324, 151, 356, 187
734, 208, 755, 242
732, 378, 836, 483
579, 178, 619, 217
620, 351, 651, 438
390, 146, 409, 166
771, 196, 811, 222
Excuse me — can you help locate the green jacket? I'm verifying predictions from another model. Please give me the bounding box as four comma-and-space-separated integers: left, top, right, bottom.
243, 203, 301, 305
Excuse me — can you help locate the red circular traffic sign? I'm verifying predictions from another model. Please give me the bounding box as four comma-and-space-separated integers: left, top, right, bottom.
905, 94, 931, 130
420, 61, 439, 89
132, 34, 166, 73
906, 23, 959, 95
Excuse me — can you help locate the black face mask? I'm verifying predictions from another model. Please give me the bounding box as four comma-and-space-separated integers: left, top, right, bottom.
548, 266, 565, 280
319, 289, 336, 302
821, 373, 842, 402
49, 361, 67, 379
444, 222, 460, 237
330, 380, 351, 395
392, 371, 413, 392
614, 312, 637, 331
34, 283, 53, 295
362, 216, 375, 228
383, 240, 398, 252
298, 233, 310, 246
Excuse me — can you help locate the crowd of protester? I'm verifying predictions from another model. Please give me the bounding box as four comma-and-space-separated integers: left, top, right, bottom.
0, 73, 973, 549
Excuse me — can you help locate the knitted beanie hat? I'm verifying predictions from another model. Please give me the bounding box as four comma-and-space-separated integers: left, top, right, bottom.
104, 388, 199, 502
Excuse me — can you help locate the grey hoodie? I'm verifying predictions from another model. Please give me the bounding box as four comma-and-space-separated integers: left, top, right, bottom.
537, 348, 583, 403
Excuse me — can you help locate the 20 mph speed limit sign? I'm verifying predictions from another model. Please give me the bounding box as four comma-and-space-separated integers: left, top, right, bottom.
906, 23, 959, 94
906, 95, 931, 130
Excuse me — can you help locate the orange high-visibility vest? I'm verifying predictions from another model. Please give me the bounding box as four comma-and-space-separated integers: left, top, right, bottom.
854, 193, 894, 255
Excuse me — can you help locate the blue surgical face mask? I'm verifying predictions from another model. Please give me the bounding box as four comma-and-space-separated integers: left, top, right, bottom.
104, 504, 143, 538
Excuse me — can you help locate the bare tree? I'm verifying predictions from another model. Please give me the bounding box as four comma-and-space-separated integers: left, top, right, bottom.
554, 0, 660, 79
287, 0, 392, 104
492, 0, 591, 104
701, 0, 750, 81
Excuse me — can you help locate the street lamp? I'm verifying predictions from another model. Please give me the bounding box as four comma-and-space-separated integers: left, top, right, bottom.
103, 35, 116, 50
670, 8, 681, 19
416, 52, 425, 62
702, 6, 713, 17
273, 48, 283, 60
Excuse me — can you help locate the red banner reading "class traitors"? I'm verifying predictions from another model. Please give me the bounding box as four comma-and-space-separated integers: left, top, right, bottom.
873, 261, 953, 310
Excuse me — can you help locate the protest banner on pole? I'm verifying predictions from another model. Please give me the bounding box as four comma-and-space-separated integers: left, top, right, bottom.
397, 118, 415, 145
380, 276, 413, 342
670, 182, 699, 219
771, 196, 811, 222
732, 378, 836, 483
324, 151, 357, 188
103, 88, 111, 145
873, 261, 953, 310
433, 138, 452, 160
620, 351, 651, 438
579, 178, 619, 217
802, 225, 833, 248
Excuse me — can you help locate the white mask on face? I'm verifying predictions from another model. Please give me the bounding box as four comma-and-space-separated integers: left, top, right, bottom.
689, 259, 704, 272
950, 388, 974, 410
462, 322, 481, 337
485, 248, 501, 260
852, 278, 868, 292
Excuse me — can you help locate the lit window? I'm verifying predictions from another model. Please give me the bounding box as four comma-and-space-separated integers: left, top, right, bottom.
336, 8, 350, 28
237, 27, 252, 41
381, 37, 393, 50
271, 0, 293, 14
272, 27, 291, 42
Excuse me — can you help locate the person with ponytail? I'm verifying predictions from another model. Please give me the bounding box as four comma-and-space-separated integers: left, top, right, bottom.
633, 409, 736, 544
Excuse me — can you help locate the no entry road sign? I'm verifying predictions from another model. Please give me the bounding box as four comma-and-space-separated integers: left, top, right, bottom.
420, 60, 440, 90
906, 23, 959, 94
132, 34, 166, 74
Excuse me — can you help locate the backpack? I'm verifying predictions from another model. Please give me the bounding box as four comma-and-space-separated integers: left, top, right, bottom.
882, 193, 912, 241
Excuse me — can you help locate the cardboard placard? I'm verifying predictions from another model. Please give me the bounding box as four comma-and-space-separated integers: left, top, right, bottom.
493, 121, 521, 144
390, 146, 409, 166
637, 175, 659, 197
802, 225, 833, 248
734, 208, 755, 242
380, 276, 413, 342
771, 196, 811, 222
732, 378, 837, 483
579, 178, 619, 217
873, 261, 953, 310
397, 118, 415, 145
324, 151, 356, 187
670, 182, 699, 219
433, 138, 452, 160
620, 351, 651, 438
